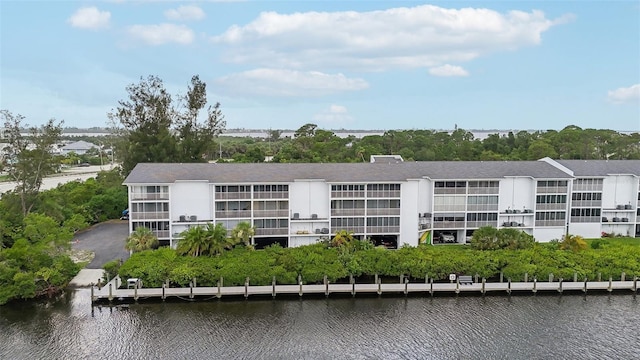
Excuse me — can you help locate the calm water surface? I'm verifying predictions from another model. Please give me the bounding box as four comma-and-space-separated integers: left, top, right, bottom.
1, 290, 638, 360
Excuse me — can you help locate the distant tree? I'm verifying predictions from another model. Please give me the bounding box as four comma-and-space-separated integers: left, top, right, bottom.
108, 75, 226, 175
1, 110, 63, 215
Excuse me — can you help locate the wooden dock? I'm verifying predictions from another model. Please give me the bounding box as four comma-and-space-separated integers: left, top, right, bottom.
91, 276, 639, 304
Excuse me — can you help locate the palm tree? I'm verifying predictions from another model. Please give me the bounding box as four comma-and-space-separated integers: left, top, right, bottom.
205, 223, 233, 256
331, 229, 355, 248
230, 222, 255, 247
125, 227, 158, 253
177, 225, 209, 257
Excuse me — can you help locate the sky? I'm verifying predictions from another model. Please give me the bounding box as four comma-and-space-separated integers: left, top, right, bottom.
1, 1, 639, 132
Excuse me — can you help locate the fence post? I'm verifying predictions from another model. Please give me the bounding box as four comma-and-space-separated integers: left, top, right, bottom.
273, 276, 277, 298
558, 278, 563, 294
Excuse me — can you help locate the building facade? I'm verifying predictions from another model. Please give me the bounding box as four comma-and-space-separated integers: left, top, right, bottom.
123, 158, 640, 248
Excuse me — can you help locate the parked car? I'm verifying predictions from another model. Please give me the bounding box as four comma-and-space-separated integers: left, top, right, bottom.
120, 209, 129, 220
441, 233, 456, 243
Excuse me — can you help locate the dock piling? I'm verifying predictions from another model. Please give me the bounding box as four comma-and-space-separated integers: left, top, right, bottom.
323, 275, 328, 297
162, 283, 166, 300
455, 278, 460, 294
273, 276, 277, 298
377, 277, 382, 296
481, 278, 486, 295
90, 283, 95, 302
621, 272, 626, 281
634, 277, 638, 292
558, 278, 563, 294
507, 278, 511, 295
429, 278, 433, 296
298, 275, 303, 297
216, 279, 221, 299
244, 277, 249, 299
108, 283, 113, 302
608, 276, 613, 292
583, 277, 588, 293
404, 278, 409, 296
533, 277, 537, 294
134, 284, 138, 301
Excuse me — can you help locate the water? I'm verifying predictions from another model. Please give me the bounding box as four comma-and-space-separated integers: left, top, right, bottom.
1, 290, 638, 360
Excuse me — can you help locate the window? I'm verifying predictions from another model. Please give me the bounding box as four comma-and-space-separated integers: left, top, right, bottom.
366, 217, 400, 226
331, 217, 365, 227
536, 195, 567, 204
253, 219, 288, 228
466, 213, 498, 221
570, 208, 601, 217
366, 199, 400, 208
535, 212, 566, 221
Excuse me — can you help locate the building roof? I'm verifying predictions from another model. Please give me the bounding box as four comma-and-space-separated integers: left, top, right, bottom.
556, 160, 640, 176
62, 140, 98, 151
123, 160, 574, 185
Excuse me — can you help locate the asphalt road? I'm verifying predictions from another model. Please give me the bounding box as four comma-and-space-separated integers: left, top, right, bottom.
0, 164, 115, 194
72, 220, 130, 269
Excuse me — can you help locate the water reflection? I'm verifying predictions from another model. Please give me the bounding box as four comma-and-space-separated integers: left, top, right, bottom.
1, 290, 638, 359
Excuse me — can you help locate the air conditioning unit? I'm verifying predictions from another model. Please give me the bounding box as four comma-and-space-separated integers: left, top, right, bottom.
179, 215, 186, 222
293, 213, 300, 219
321, 228, 329, 234
311, 214, 318, 219
190, 215, 197, 222
616, 205, 624, 210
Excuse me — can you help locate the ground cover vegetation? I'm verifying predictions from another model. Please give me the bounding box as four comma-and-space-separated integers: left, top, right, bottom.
116, 225, 640, 288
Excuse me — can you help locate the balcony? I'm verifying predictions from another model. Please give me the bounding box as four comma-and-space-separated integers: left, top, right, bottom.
366, 208, 401, 216
536, 186, 568, 194
215, 210, 252, 219
253, 192, 288, 199
331, 208, 366, 217
467, 187, 499, 195
130, 211, 169, 220
332, 226, 365, 234
215, 192, 251, 200
466, 204, 499, 212
432, 220, 465, 228
571, 200, 602, 207
331, 191, 365, 198
131, 193, 169, 201
535, 203, 566, 211
434, 188, 466, 195
467, 221, 498, 228
366, 226, 400, 234
254, 228, 288, 236
153, 230, 170, 238
534, 220, 565, 227
253, 210, 289, 218
366, 190, 401, 198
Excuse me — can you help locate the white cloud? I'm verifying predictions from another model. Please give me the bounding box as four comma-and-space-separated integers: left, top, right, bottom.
68, 7, 111, 30
212, 5, 571, 71
313, 105, 353, 125
164, 5, 206, 21
215, 69, 369, 97
429, 64, 469, 77
127, 24, 194, 45
607, 84, 640, 104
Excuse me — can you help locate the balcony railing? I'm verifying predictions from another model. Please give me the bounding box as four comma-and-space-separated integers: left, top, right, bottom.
253, 210, 289, 218
332, 226, 365, 234
466, 204, 499, 211
570, 200, 602, 207
572, 184, 603, 192
331, 191, 365, 198
534, 220, 565, 227
467, 187, 499, 195
570, 216, 601, 223
331, 208, 366, 217
253, 192, 288, 199
366, 190, 400, 198
432, 220, 465, 228
215, 192, 251, 200
434, 188, 466, 195
254, 228, 288, 236
535, 203, 566, 211
215, 210, 252, 219
131, 193, 169, 200
366, 226, 400, 233
130, 211, 169, 220
153, 230, 171, 238
365, 208, 400, 216
536, 186, 568, 194
466, 221, 498, 228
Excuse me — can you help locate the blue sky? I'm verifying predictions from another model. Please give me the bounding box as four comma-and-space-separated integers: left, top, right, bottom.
1, 1, 639, 132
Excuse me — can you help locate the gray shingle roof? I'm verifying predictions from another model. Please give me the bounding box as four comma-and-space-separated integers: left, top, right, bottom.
123, 160, 574, 184
557, 160, 640, 176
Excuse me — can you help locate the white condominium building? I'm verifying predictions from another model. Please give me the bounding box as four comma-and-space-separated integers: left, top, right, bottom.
123, 157, 640, 249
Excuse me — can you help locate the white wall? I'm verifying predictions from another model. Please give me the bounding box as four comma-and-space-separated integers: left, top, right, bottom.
400, 180, 420, 246
171, 181, 212, 222
569, 223, 601, 239
533, 227, 565, 242
499, 177, 535, 212
290, 181, 330, 219
602, 175, 637, 209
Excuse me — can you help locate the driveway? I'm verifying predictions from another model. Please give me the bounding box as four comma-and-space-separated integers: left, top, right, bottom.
72, 220, 130, 269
